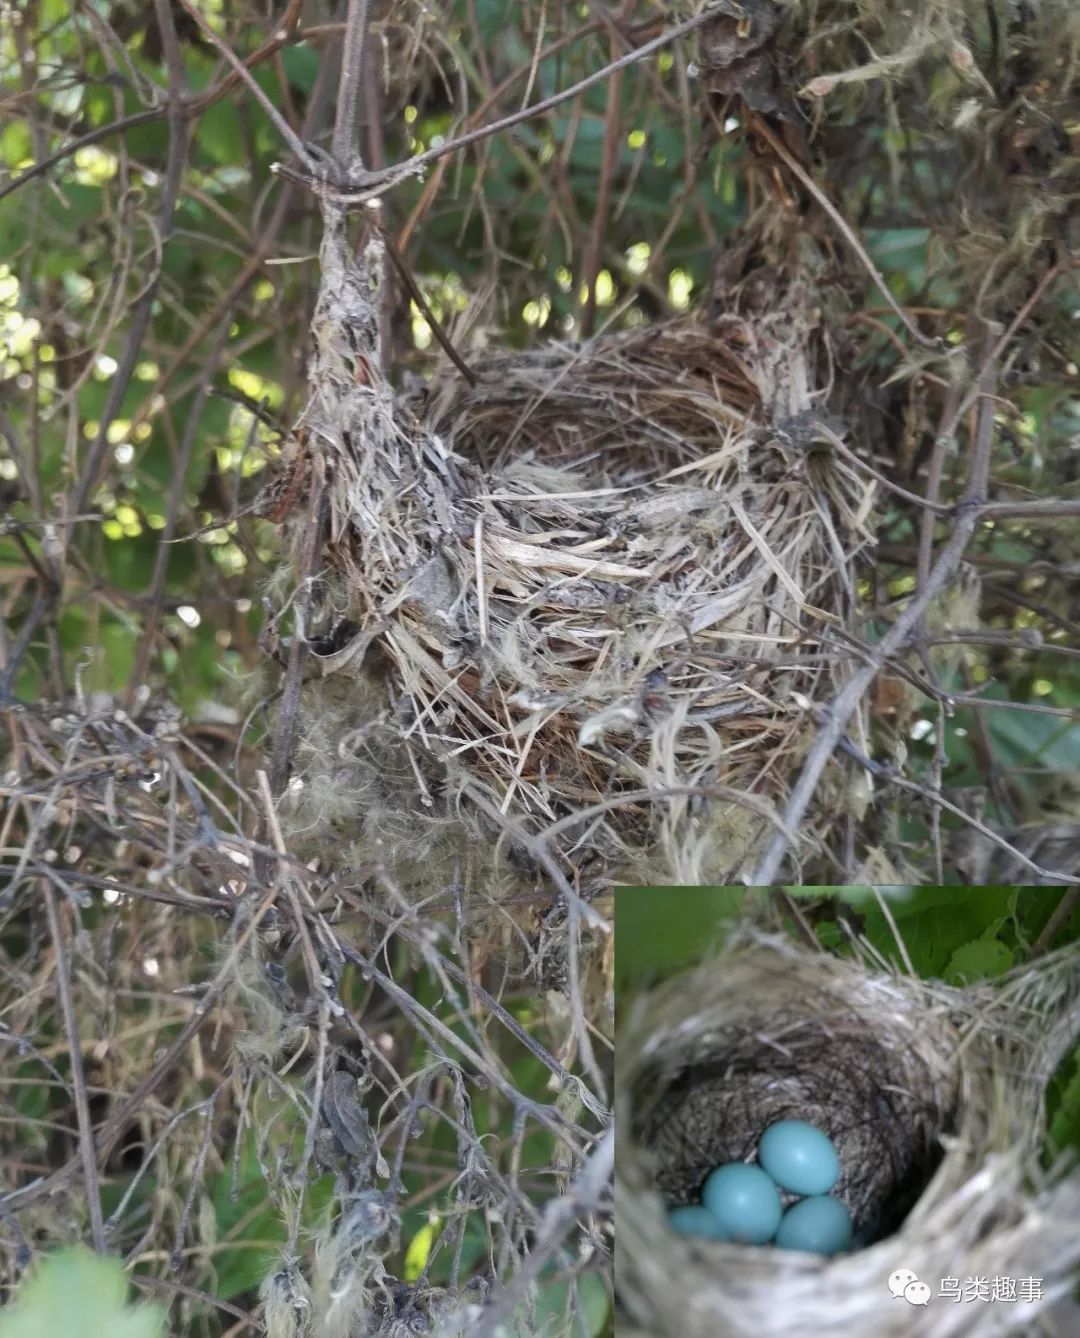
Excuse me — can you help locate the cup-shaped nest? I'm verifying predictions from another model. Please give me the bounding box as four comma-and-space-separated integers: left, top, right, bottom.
616, 931, 1080, 1338
274, 212, 874, 884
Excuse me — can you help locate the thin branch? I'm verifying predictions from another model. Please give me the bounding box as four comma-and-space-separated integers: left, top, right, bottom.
70, 1, 187, 528
174, 0, 317, 173
42, 878, 107, 1252
265, 468, 329, 808
751, 329, 1003, 884
752, 117, 942, 352
125, 314, 236, 703
1030, 892, 1080, 957
274, 8, 727, 201
469, 1126, 613, 1338
0, 884, 281, 1216
331, 0, 373, 167
820, 731, 1080, 887
377, 218, 479, 384
581, 44, 623, 338
0, 1, 304, 205
974, 499, 1080, 521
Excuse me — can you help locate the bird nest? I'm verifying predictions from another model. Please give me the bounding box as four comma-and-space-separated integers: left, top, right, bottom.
616, 930, 1080, 1338
269, 204, 875, 885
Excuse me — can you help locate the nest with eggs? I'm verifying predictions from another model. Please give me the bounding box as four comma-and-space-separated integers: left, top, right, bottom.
268, 204, 875, 887
616, 928, 1080, 1338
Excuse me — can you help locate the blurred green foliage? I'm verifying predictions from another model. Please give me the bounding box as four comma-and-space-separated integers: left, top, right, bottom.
0, 1248, 163, 1338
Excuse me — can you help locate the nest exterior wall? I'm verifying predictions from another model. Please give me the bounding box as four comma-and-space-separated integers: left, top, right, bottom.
277, 218, 876, 887
616, 931, 1080, 1338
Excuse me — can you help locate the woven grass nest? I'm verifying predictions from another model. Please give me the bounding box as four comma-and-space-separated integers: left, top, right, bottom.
271, 205, 873, 884
616, 929, 1080, 1338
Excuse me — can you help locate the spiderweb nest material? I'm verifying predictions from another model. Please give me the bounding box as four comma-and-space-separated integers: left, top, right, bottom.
270, 203, 874, 885
616, 928, 1080, 1338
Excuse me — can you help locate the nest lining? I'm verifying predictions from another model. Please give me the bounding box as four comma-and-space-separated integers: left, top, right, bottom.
629, 951, 960, 1242
616, 931, 1080, 1338
275, 206, 876, 882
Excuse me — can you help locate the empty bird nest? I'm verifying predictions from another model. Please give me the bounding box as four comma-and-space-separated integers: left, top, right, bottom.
616, 929, 1080, 1338
265, 203, 876, 887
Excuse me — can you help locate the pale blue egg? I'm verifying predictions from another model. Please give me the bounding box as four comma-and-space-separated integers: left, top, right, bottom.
775, 1195, 853, 1256
701, 1163, 782, 1245
668, 1205, 729, 1240
758, 1120, 840, 1196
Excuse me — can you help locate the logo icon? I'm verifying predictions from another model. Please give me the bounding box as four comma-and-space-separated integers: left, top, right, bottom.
889, 1269, 931, 1305
888, 1269, 919, 1300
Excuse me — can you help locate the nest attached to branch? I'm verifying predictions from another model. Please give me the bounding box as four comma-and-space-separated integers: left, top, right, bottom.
616, 929, 1080, 1338
270, 204, 874, 885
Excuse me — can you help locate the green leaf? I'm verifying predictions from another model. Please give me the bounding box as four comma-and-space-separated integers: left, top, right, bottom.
282, 45, 320, 94
0, 1249, 163, 1338
1047, 1047, 1080, 1159
943, 937, 1015, 984
857, 888, 1016, 976
1, 119, 32, 168
198, 99, 247, 168
987, 704, 1080, 772
615, 887, 746, 995
514, 1270, 610, 1337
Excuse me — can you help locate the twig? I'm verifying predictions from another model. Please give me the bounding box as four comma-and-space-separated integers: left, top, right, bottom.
871, 888, 916, 976
274, 8, 728, 202
751, 327, 1003, 884
377, 219, 479, 385
816, 423, 951, 513
581, 43, 623, 338
333, 937, 596, 1136
751, 118, 942, 352
825, 739, 1080, 886
0, 884, 280, 1215
468, 1126, 613, 1338
536, 781, 796, 851
331, 0, 373, 167
131, 1276, 258, 1332
266, 465, 329, 800
170, 1093, 219, 1270
174, 0, 317, 173
355, 892, 591, 1101
773, 892, 824, 950
42, 878, 107, 1252
0, 1, 304, 206
1029, 892, 1080, 957
973, 499, 1080, 521
125, 314, 235, 703
69, 3, 187, 531
0, 109, 161, 205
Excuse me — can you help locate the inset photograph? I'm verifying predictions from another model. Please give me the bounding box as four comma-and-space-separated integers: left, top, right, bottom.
615, 888, 1080, 1337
